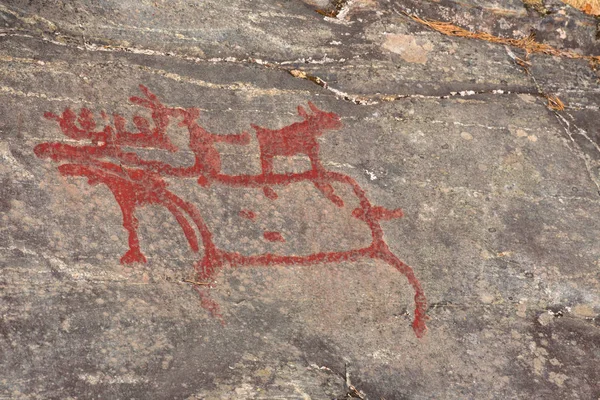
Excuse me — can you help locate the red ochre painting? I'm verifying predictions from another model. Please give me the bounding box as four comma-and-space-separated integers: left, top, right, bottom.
34, 85, 428, 337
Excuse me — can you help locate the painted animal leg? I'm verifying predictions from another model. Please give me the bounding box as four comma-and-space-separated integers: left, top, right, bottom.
197, 145, 222, 187
377, 248, 428, 338
260, 152, 274, 176
117, 197, 147, 264
313, 181, 344, 207
260, 153, 278, 199
162, 188, 224, 321
307, 143, 323, 175
164, 203, 199, 252
192, 248, 224, 322
194, 246, 221, 282
194, 285, 224, 323
309, 143, 343, 206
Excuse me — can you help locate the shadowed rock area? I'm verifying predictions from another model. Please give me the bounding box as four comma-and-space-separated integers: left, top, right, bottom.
1, 0, 599, 399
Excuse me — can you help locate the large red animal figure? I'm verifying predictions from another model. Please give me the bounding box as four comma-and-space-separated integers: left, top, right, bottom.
34, 85, 428, 337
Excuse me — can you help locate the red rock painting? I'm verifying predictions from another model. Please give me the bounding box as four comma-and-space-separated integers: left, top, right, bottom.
34, 85, 428, 337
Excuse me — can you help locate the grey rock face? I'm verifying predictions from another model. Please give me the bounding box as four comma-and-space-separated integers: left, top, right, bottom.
1, 1, 599, 399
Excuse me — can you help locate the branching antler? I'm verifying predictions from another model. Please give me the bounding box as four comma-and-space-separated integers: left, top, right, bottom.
44, 108, 109, 144
123, 84, 178, 151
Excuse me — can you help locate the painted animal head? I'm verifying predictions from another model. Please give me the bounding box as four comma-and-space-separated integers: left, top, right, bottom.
297, 101, 342, 131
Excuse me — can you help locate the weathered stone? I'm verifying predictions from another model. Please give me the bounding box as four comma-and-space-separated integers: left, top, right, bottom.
1, 0, 599, 399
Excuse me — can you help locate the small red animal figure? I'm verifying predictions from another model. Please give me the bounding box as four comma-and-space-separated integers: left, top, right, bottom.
251, 102, 342, 200
252, 101, 341, 176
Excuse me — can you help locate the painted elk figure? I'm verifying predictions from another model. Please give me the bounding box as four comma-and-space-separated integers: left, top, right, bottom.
34, 85, 428, 337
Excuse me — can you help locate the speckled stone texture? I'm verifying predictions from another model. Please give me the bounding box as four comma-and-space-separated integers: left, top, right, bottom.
1, 1, 599, 399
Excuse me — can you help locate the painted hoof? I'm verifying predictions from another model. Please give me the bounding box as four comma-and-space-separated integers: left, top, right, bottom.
120, 249, 147, 264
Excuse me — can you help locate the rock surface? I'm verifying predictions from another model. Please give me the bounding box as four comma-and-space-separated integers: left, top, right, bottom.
1, 0, 599, 399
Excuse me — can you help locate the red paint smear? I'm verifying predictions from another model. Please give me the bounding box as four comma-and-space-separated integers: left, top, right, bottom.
239, 209, 256, 220
263, 231, 285, 242
34, 85, 428, 338
352, 206, 403, 222
314, 181, 344, 207
263, 186, 278, 200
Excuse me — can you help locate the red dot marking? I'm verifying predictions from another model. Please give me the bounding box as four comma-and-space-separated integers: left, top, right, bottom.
263, 231, 285, 242
263, 187, 278, 200
239, 210, 256, 220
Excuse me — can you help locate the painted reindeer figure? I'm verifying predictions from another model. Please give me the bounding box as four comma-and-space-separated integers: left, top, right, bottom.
252, 101, 341, 176
34, 85, 428, 338
35, 85, 249, 264
251, 102, 343, 201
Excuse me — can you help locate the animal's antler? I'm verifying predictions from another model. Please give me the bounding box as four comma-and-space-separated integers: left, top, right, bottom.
129, 84, 161, 109
308, 101, 321, 114
117, 84, 178, 151
44, 108, 109, 143
298, 101, 324, 120
297, 105, 309, 119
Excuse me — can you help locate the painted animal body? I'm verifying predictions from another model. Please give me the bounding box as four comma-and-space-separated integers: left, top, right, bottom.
252, 101, 342, 177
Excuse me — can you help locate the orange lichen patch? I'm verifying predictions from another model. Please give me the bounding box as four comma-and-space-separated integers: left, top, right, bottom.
404, 12, 600, 64
562, 0, 600, 16
546, 95, 566, 111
